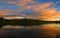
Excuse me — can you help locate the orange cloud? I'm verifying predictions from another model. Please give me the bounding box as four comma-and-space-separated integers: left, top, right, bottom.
17, 1, 59, 21
0, 11, 6, 17
30, 2, 53, 12
1, 10, 12, 13
0, 10, 13, 17
16, 1, 54, 19
17, 0, 33, 6
34, 8, 60, 21
16, 0, 53, 12
1, 0, 60, 21
0, 13, 5, 17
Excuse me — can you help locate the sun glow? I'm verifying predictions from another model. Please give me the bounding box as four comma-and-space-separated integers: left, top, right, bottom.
4, 16, 25, 19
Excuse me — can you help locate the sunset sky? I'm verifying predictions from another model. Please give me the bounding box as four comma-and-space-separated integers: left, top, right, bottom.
0, 0, 60, 21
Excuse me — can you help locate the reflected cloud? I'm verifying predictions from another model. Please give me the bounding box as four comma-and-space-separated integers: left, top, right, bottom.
1, 23, 60, 38
40, 23, 60, 38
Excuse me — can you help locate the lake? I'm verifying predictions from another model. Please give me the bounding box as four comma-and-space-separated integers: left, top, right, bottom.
0, 23, 60, 38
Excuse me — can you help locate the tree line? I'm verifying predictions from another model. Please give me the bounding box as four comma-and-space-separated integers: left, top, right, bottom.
0, 17, 59, 28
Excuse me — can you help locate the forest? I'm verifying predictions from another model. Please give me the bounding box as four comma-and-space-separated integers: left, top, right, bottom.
0, 17, 60, 27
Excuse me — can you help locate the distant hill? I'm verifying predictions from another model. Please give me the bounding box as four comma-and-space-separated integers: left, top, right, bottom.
0, 17, 59, 28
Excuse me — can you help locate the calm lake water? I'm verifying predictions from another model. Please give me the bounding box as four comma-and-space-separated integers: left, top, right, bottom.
0, 23, 60, 38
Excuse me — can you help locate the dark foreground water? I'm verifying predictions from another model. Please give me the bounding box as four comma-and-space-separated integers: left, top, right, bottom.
0, 23, 60, 38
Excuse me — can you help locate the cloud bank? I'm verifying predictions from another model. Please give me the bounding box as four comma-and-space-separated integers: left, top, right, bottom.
0, 0, 60, 21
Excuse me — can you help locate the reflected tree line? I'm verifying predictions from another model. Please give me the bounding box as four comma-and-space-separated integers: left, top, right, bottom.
0, 17, 60, 27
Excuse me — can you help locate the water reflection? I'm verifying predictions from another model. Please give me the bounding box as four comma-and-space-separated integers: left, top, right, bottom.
0, 23, 60, 38
41, 23, 60, 38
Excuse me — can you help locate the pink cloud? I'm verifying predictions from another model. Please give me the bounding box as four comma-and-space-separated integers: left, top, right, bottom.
1, 0, 60, 21
0, 9, 13, 16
